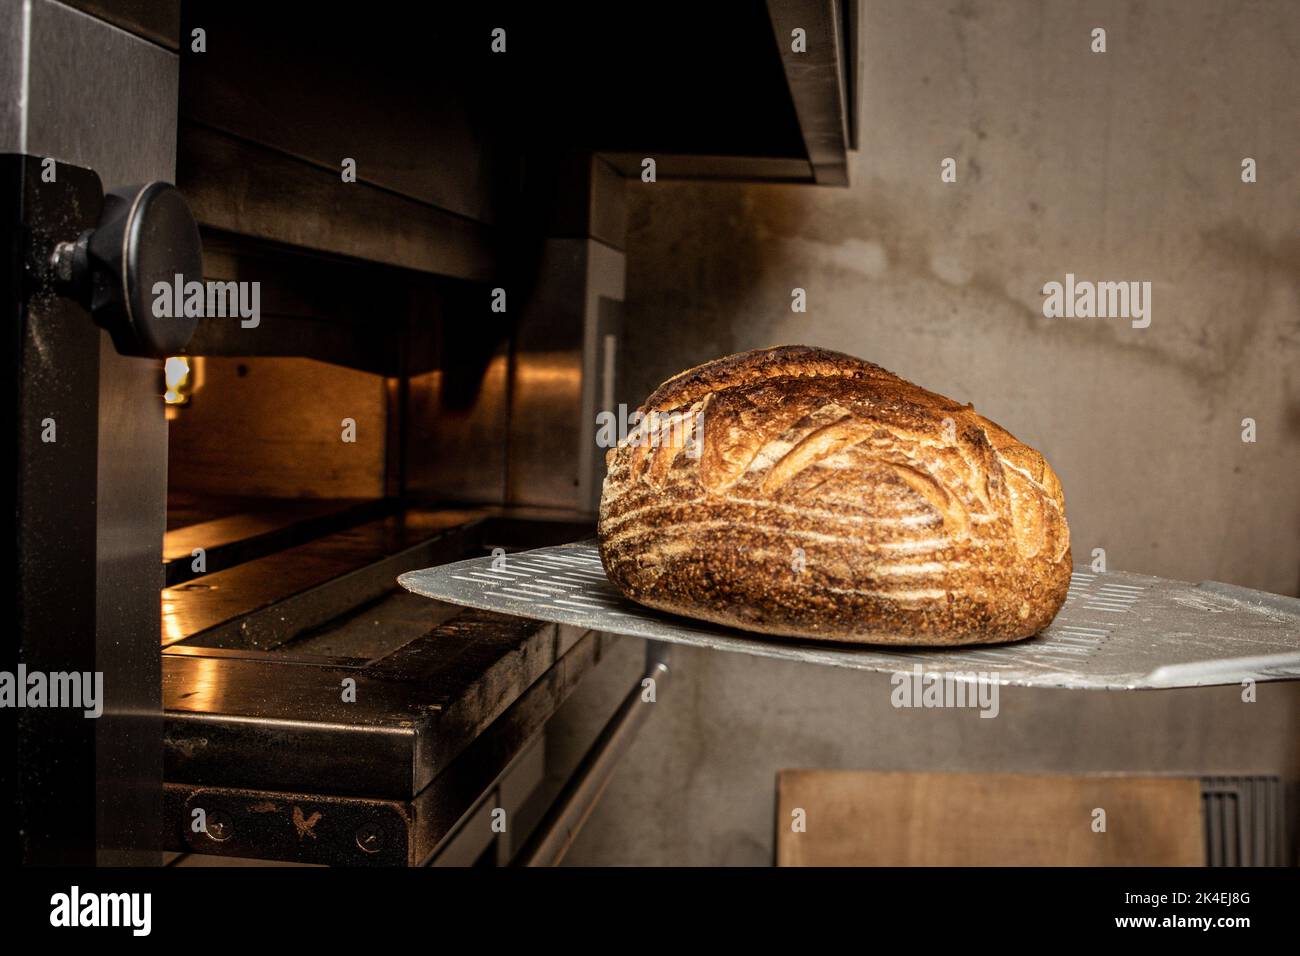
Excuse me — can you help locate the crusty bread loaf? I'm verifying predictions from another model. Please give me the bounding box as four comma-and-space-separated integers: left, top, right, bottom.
598, 346, 1071, 646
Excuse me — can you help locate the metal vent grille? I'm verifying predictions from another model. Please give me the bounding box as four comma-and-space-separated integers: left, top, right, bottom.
1201, 776, 1286, 866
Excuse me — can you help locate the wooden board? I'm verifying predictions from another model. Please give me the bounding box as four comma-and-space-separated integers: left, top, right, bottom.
776, 770, 1204, 867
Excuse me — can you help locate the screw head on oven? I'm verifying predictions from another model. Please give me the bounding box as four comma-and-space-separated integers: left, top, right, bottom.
355, 822, 385, 854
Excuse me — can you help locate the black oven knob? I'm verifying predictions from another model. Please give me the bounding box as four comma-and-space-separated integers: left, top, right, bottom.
52, 182, 203, 358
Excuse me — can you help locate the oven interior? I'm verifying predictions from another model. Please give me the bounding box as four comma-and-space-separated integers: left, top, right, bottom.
146, 0, 854, 865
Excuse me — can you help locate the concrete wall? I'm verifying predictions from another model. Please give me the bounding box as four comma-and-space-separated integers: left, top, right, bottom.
552, 639, 1299, 866
555, 0, 1300, 865
621, 0, 1300, 597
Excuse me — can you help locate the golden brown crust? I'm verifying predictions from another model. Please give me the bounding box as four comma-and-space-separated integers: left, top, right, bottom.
598, 345, 1071, 646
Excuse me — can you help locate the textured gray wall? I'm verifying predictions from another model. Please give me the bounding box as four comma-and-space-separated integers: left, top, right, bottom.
553, 639, 1300, 866
620, 0, 1300, 596
556, 0, 1300, 865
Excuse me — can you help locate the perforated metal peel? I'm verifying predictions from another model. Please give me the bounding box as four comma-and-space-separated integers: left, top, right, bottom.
399, 542, 1300, 690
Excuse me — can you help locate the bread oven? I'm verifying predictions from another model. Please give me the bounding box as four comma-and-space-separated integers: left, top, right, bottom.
7, 0, 858, 865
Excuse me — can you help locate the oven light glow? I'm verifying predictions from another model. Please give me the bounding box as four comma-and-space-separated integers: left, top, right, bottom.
164, 356, 192, 405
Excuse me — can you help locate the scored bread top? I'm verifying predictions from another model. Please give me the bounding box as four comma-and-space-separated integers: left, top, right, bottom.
641, 345, 1062, 505
598, 345, 1072, 646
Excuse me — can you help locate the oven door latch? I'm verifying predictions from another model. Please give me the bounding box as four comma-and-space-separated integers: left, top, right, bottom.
50, 181, 203, 358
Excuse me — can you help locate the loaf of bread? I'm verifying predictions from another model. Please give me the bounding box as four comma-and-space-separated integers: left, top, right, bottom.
598, 346, 1071, 646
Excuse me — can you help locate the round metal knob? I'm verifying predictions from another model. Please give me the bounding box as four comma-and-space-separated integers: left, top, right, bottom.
55, 182, 203, 358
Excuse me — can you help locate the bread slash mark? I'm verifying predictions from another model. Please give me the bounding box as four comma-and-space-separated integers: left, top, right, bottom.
879, 461, 971, 536
761, 417, 869, 493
